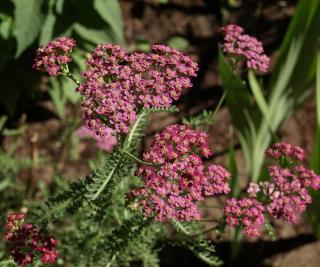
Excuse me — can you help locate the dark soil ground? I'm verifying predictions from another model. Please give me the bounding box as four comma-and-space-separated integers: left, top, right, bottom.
5, 0, 320, 266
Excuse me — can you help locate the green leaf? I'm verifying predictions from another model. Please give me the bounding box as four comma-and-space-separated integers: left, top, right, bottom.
311, 52, 320, 173
228, 127, 239, 197
62, 77, 80, 104
172, 221, 222, 266
0, 15, 13, 39
136, 38, 150, 52
93, 0, 125, 45
73, 23, 113, 45
39, 0, 56, 45
49, 78, 67, 118
167, 36, 189, 51
86, 112, 147, 201
12, 0, 44, 57
248, 70, 270, 125
49, 77, 80, 118
0, 115, 7, 132
72, 48, 86, 72
55, 0, 65, 14
155, 0, 168, 4
0, 177, 11, 191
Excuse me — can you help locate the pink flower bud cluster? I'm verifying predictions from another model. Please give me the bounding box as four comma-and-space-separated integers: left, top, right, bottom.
76, 125, 117, 152
261, 166, 312, 223
4, 213, 58, 266
220, 24, 270, 73
224, 198, 265, 237
294, 165, 320, 190
77, 44, 198, 135
132, 124, 230, 221
266, 142, 305, 162
33, 37, 76, 76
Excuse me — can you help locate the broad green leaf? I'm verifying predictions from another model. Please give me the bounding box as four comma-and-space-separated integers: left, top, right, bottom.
39, 0, 56, 45
270, 0, 313, 85
73, 23, 113, 45
218, 51, 254, 130
62, 78, 80, 104
167, 36, 189, 51
93, 0, 125, 45
49, 78, 67, 118
55, 0, 65, 14
136, 39, 150, 52
12, 0, 44, 57
0, 177, 11, 191
72, 48, 86, 72
0, 15, 13, 39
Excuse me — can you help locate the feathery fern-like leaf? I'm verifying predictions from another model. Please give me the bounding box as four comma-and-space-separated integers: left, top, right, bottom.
172, 220, 222, 267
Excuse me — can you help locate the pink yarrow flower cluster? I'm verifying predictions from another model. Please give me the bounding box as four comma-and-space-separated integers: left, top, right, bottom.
33, 37, 76, 76
77, 44, 198, 136
76, 126, 117, 152
132, 124, 230, 221
263, 166, 312, 223
4, 213, 58, 266
221, 24, 270, 73
266, 142, 305, 162
224, 198, 265, 237
226, 142, 320, 237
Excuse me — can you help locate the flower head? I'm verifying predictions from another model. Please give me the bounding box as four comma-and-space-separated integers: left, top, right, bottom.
33, 37, 76, 76
224, 198, 265, 237
133, 124, 229, 221
263, 166, 312, 223
294, 165, 320, 190
221, 24, 269, 73
227, 143, 320, 237
4, 213, 58, 266
203, 165, 230, 195
77, 44, 198, 136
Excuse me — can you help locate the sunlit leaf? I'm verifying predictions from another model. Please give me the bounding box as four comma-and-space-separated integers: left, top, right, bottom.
12, 0, 44, 57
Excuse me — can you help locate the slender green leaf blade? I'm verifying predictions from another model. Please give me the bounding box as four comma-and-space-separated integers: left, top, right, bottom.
311, 51, 320, 173
248, 70, 270, 123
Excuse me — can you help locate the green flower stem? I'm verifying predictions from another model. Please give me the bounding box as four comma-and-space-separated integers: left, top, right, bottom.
209, 90, 227, 129
65, 72, 80, 86
121, 149, 157, 166
59, 64, 80, 86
